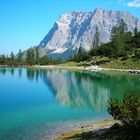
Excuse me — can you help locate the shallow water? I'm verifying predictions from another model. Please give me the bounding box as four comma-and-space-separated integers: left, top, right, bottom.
0, 68, 140, 140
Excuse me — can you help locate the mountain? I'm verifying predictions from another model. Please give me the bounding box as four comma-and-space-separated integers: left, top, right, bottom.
39, 8, 140, 60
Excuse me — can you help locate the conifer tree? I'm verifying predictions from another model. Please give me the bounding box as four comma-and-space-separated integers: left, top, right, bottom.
18, 49, 22, 62
10, 52, 14, 60
93, 26, 100, 48
134, 27, 138, 36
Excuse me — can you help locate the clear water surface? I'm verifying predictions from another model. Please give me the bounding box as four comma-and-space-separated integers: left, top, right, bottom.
0, 68, 140, 140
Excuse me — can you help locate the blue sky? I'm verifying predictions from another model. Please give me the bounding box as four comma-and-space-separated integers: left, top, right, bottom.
0, 0, 140, 55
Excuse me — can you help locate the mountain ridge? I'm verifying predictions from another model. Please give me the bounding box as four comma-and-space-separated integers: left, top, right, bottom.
37, 8, 140, 60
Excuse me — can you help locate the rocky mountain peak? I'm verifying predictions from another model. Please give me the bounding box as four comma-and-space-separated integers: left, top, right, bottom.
39, 9, 140, 60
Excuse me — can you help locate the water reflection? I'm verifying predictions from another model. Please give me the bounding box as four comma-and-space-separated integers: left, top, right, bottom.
26, 68, 140, 112
0, 68, 140, 112
26, 68, 42, 82
10, 68, 14, 76
0, 68, 6, 75
26, 68, 35, 81
18, 68, 22, 78
43, 70, 110, 112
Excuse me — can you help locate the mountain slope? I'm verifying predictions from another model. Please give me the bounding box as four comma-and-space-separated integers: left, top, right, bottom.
39, 8, 140, 60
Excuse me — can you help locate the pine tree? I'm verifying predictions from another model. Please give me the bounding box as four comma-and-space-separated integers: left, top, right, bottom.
35, 47, 39, 60
118, 19, 127, 56
27, 48, 35, 64
134, 27, 138, 36
18, 49, 22, 62
110, 19, 127, 57
89, 26, 100, 56
10, 52, 14, 60
119, 19, 127, 39
77, 46, 83, 54
93, 26, 100, 48
110, 26, 120, 57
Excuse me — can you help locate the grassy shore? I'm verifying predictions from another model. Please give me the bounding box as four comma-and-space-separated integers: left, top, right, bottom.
56, 55, 140, 70
32, 62, 140, 75
1, 56, 140, 72
80, 56, 140, 70
101, 58, 140, 70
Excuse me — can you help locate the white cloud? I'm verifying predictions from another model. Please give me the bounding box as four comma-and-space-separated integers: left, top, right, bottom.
119, 0, 140, 7
127, 0, 140, 7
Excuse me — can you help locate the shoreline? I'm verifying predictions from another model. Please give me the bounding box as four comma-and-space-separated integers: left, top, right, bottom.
1, 64, 140, 74
32, 65, 140, 74
54, 119, 119, 140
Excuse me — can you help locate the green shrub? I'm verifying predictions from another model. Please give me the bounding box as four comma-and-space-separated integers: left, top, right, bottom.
73, 52, 90, 62
121, 55, 129, 61
108, 95, 140, 130
134, 50, 140, 59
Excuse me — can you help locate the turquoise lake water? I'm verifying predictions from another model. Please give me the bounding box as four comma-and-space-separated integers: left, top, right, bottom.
0, 68, 140, 140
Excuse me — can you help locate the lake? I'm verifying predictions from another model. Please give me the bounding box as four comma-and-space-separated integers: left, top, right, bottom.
0, 68, 140, 140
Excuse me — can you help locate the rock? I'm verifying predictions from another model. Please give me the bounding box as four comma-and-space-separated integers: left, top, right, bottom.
38, 8, 140, 60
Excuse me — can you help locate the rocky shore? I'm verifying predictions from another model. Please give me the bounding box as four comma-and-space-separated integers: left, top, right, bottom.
1, 64, 140, 74
33, 65, 140, 75
54, 119, 119, 140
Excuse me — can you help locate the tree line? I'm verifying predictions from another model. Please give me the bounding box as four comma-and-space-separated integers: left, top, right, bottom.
0, 46, 59, 66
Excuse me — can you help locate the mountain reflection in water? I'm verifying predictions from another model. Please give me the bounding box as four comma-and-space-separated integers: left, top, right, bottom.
0, 68, 140, 113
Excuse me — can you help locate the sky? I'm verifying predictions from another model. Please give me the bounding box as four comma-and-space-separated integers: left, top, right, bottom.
0, 0, 140, 55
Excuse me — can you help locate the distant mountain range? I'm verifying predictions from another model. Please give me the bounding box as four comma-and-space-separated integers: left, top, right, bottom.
36, 9, 140, 60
